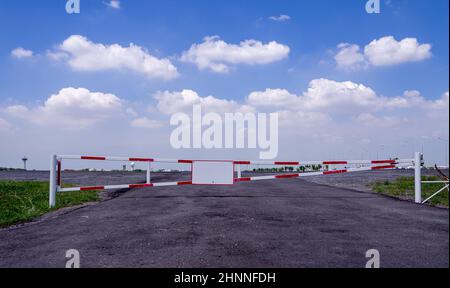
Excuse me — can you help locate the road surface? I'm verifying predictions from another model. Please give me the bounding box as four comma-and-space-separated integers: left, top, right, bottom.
0, 173, 448, 268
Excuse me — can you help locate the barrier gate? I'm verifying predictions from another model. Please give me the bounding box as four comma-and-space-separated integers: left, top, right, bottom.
49, 153, 424, 208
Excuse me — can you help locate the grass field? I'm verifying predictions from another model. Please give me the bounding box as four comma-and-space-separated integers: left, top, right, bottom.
0, 181, 99, 228
371, 176, 449, 207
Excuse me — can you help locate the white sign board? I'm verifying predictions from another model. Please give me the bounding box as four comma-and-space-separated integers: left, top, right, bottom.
192, 161, 234, 185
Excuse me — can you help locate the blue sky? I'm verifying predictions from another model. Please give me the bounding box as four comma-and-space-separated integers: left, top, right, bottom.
0, 0, 448, 169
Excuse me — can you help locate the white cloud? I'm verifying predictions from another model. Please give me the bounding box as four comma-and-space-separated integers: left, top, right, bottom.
246, 79, 449, 125
11, 47, 33, 59
153, 79, 433, 128
45, 87, 121, 111
5, 105, 29, 115
6, 87, 122, 128
1, 83, 448, 167
277, 110, 331, 127
381, 90, 449, 112
247, 89, 298, 108
50, 35, 179, 80
356, 113, 406, 128
180, 36, 290, 73
268, 15, 291, 22
247, 79, 379, 112
105, 0, 120, 9
364, 36, 432, 66
334, 43, 368, 70
131, 117, 163, 129
423, 91, 449, 111
335, 36, 432, 70
153, 89, 244, 114
301, 79, 378, 110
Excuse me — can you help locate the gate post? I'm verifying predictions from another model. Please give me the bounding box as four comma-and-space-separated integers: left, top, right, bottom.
414, 152, 423, 204
146, 161, 151, 184
49, 154, 57, 208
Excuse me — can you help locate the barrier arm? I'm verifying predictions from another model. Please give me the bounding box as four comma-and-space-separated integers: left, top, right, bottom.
49, 154, 416, 208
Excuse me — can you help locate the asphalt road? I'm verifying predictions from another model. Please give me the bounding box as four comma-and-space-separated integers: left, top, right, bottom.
0, 173, 448, 268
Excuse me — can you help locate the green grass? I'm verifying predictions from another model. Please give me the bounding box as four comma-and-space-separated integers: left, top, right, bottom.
371, 176, 448, 207
0, 181, 99, 228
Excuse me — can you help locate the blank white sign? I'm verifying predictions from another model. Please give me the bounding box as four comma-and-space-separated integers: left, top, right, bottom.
192, 161, 234, 185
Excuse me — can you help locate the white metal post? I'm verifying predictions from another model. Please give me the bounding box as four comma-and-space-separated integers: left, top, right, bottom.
49, 154, 57, 208
146, 161, 151, 184
237, 164, 242, 178
414, 152, 422, 204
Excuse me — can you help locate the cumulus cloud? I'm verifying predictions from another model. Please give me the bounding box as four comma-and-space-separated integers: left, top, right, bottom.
364, 36, 432, 66
301, 79, 379, 110
1, 82, 447, 167
268, 15, 291, 22
11, 47, 33, 59
247, 89, 298, 108
334, 43, 368, 70
247, 79, 378, 112
427, 91, 449, 111
131, 117, 163, 129
153, 89, 250, 114
5, 87, 122, 128
246, 79, 448, 124
335, 36, 432, 70
49, 35, 179, 80
180, 36, 290, 73
148, 79, 447, 132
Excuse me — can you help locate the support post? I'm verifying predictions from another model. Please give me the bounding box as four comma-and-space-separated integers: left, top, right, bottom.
414, 152, 422, 204
237, 164, 242, 179
49, 155, 57, 208
146, 161, 151, 184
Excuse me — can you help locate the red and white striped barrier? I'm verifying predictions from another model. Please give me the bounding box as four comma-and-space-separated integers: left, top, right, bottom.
49, 154, 421, 208
58, 155, 409, 166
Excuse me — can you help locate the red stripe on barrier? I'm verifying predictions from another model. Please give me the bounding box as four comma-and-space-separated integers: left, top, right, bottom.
371, 160, 396, 164
275, 174, 300, 179
81, 156, 106, 161
177, 181, 192, 185
274, 162, 299, 165
323, 170, 347, 175
178, 160, 193, 164
80, 186, 105, 191
57, 160, 62, 186
372, 165, 396, 170
129, 184, 153, 188
323, 161, 348, 165
235, 177, 251, 182
129, 158, 154, 162
234, 161, 251, 165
